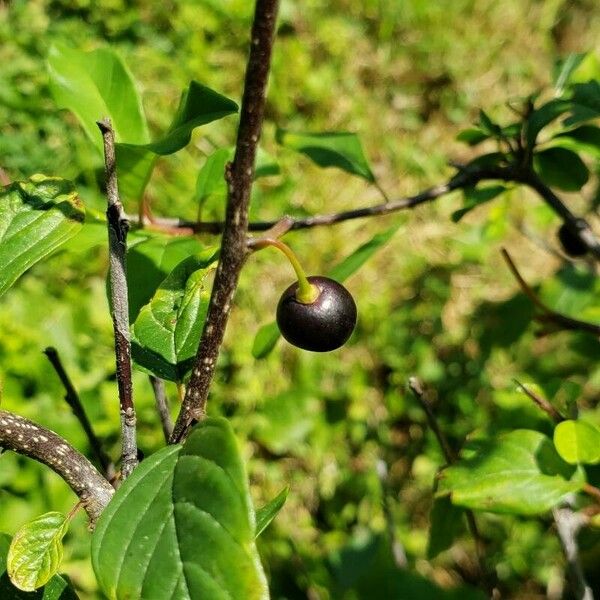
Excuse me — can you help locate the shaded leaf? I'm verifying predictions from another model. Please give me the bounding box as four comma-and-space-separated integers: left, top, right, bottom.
131, 250, 218, 382
477, 109, 502, 137
255, 487, 289, 538
0, 533, 77, 600
126, 234, 205, 322
91, 418, 268, 600
554, 420, 600, 465
451, 185, 507, 222
525, 99, 571, 146
276, 129, 374, 182
564, 81, 600, 126
7, 513, 69, 592
456, 128, 490, 146
551, 125, 600, 159
252, 322, 281, 359
438, 429, 585, 515
533, 147, 589, 191
0, 175, 85, 297
427, 496, 465, 559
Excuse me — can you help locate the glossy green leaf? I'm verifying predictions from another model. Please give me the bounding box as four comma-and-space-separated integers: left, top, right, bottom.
131, 251, 218, 381
0, 533, 77, 600
48, 43, 149, 152
253, 224, 399, 359
438, 429, 585, 515
551, 125, 600, 159
451, 185, 507, 222
0, 175, 85, 297
126, 235, 206, 322
427, 496, 465, 559
91, 418, 268, 600
533, 147, 589, 191
276, 129, 375, 182
553, 420, 600, 465
525, 99, 571, 146
255, 486, 289, 538
7, 513, 69, 592
455, 127, 490, 146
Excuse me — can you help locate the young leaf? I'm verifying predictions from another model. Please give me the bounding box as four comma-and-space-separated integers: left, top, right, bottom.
525, 99, 571, 146
438, 429, 585, 515
276, 129, 375, 182
0, 533, 78, 599
553, 420, 600, 465
533, 147, 589, 191
47, 43, 149, 152
253, 223, 401, 359
126, 235, 206, 322
91, 418, 268, 600
451, 185, 507, 223
0, 175, 85, 297
255, 486, 289, 538
7, 513, 70, 592
131, 251, 218, 382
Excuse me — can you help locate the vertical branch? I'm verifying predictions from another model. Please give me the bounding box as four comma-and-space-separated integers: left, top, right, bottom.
170, 0, 280, 443
97, 118, 138, 479
43, 347, 113, 477
149, 376, 173, 443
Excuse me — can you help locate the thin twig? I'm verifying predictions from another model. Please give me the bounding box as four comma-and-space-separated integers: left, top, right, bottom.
0, 409, 113, 524
149, 376, 173, 443
170, 0, 281, 443
408, 377, 498, 597
513, 379, 565, 423
97, 118, 138, 478
501, 248, 600, 336
44, 347, 114, 476
553, 507, 594, 600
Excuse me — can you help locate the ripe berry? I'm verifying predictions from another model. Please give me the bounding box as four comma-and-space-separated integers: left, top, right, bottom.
276, 276, 357, 352
557, 223, 587, 257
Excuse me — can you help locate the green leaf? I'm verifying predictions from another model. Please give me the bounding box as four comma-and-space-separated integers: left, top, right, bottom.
91, 418, 268, 600
252, 322, 281, 359
438, 429, 585, 515
0, 533, 77, 600
7, 513, 69, 592
451, 185, 507, 222
131, 251, 218, 381
255, 487, 289, 538
0, 175, 85, 297
253, 223, 400, 359
126, 235, 206, 322
554, 53, 587, 94
477, 110, 502, 138
551, 125, 600, 159
455, 128, 490, 146
525, 99, 572, 146
48, 43, 149, 152
533, 147, 589, 191
553, 420, 600, 465
564, 81, 600, 126
276, 129, 375, 182
426, 496, 465, 559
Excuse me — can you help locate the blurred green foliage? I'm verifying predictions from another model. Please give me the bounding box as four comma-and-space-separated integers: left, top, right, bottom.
1, 0, 600, 598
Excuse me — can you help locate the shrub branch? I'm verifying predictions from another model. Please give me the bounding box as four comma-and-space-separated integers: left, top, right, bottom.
170, 0, 280, 443
0, 409, 113, 524
97, 118, 138, 478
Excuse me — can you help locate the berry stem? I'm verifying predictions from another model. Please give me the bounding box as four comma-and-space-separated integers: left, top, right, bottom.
251, 238, 319, 303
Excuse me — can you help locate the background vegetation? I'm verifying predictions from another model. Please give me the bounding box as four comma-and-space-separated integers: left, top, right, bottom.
1, 0, 599, 597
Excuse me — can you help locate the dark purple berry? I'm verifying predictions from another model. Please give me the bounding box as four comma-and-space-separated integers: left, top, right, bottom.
276, 276, 357, 352
557, 223, 587, 257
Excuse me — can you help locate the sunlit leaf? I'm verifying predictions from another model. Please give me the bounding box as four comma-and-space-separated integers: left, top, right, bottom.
0, 175, 85, 297
7, 513, 69, 592
255, 487, 289, 538
451, 185, 507, 222
91, 419, 268, 600
551, 124, 600, 159
438, 429, 585, 515
553, 420, 600, 465
455, 128, 490, 146
276, 129, 375, 181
